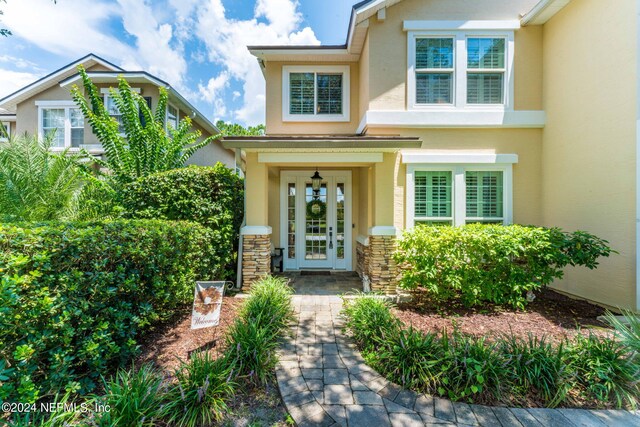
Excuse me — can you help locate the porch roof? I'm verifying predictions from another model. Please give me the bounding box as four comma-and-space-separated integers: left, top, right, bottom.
221, 135, 422, 151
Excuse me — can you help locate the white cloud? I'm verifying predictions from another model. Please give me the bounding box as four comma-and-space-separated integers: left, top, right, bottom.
198, 72, 229, 118
193, 0, 319, 125
0, 68, 42, 99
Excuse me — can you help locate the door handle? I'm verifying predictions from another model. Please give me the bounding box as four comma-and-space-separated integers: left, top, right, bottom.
329, 227, 333, 249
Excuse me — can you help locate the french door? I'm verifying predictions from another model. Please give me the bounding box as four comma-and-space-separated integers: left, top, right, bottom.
281, 171, 352, 271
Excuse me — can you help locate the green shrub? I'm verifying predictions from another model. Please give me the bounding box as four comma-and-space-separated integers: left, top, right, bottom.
226, 276, 294, 385
606, 310, 640, 367
121, 165, 244, 278
567, 334, 639, 408
91, 364, 167, 427
374, 327, 444, 391
500, 335, 571, 406
164, 352, 236, 427
341, 294, 402, 351
0, 220, 219, 403
395, 224, 614, 308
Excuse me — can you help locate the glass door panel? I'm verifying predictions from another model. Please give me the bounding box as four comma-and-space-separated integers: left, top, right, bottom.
305, 183, 328, 261
336, 183, 345, 260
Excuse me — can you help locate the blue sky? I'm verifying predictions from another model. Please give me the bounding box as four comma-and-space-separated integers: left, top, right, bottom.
0, 0, 361, 125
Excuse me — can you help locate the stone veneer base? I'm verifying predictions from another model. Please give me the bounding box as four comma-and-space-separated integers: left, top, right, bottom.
242, 234, 271, 289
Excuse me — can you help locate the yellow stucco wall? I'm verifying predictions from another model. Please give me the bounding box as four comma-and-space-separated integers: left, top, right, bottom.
359, 33, 371, 122
264, 61, 360, 134
366, 0, 542, 112
541, 0, 637, 309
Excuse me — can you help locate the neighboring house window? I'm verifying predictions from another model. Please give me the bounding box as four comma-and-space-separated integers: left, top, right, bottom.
166, 104, 178, 129
282, 65, 350, 122
407, 165, 512, 227
1, 121, 11, 142
100, 88, 141, 134
36, 102, 85, 149
408, 31, 514, 109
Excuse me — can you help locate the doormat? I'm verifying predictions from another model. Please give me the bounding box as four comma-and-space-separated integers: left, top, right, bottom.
301, 270, 331, 276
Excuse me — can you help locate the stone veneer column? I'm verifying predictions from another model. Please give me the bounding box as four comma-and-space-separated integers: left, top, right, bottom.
241, 227, 272, 290
366, 228, 398, 294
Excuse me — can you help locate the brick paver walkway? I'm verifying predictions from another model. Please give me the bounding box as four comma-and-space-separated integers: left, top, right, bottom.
276, 295, 640, 427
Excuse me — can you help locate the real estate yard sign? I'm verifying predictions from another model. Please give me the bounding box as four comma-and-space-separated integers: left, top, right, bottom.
191, 281, 225, 330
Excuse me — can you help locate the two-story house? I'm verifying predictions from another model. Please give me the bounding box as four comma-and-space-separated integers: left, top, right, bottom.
223, 0, 639, 311
0, 54, 235, 169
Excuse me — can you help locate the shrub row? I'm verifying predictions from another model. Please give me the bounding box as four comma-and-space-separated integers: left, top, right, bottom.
342, 294, 639, 408
5, 276, 294, 427
394, 224, 614, 308
121, 165, 244, 279
0, 220, 221, 404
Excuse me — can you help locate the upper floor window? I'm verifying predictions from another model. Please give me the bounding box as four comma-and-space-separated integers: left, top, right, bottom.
100, 88, 143, 134
408, 31, 513, 110
36, 101, 84, 149
282, 65, 350, 122
166, 104, 178, 129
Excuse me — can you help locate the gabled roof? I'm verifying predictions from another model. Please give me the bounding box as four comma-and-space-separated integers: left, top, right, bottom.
59, 71, 220, 136
0, 54, 122, 111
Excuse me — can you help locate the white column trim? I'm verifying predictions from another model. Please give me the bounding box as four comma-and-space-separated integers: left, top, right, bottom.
368, 226, 398, 236
240, 226, 272, 235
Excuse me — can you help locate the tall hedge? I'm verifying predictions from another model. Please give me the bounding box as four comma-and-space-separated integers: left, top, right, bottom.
0, 220, 219, 403
395, 224, 614, 308
121, 164, 244, 279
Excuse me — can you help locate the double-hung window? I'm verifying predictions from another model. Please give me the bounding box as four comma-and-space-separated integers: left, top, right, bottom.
100, 88, 142, 134
408, 30, 513, 109
283, 65, 350, 122
407, 164, 512, 227
166, 104, 178, 129
37, 102, 85, 149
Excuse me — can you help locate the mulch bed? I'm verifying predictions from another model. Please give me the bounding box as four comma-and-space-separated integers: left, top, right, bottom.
136, 296, 243, 372
394, 288, 614, 343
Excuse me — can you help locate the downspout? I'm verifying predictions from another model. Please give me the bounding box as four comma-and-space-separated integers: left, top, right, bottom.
236, 148, 246, 290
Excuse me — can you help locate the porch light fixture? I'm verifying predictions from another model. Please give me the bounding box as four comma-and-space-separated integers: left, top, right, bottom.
311, 169, 323, 193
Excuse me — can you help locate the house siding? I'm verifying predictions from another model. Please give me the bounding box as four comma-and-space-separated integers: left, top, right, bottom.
541, 0, 638, 310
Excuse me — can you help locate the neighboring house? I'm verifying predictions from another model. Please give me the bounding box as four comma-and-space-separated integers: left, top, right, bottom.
223, 0, 639, 311
0, 54, 235, 169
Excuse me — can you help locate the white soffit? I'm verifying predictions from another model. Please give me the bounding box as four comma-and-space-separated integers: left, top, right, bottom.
521, 0, 572, 25
258, 152, 384, 163
401, 152, 519, 164
403, 20, 521, 31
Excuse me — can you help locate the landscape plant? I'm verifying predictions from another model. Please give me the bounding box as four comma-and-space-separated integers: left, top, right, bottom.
342, 294, 639, 408
0, 220, 219, 403
71, 66, 216, 187
395, 224, 614, 308
0, 134, 87, 222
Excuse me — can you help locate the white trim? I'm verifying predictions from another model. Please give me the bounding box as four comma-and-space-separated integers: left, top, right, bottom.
401, 152, 518, 164
368, 226, 397, 236
280, 170, 353, 271
258, 152, 383, 164
0, 121, 10, 142
282, 65, 350, 122
357, 110, 545, 133
166, 103, 179, 129
407, 30, 515, 111
403, 20, 521, 31
240, 226, 272, 236
35, 100, 77, 107
0, 115, 16, 121
521, 0, 572, 25
356, 235, 370, 246
377, 8, 386, 21
406, 164, 513, 228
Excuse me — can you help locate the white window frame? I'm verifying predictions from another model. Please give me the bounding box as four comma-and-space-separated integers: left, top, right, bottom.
166, 103, 179, 130
282, 65, 350, 122
406, 163, 513, 227
101, 88, 141, 136
36, 100, 83, 150
0, 121, 10, 142
408, 30, 514, 111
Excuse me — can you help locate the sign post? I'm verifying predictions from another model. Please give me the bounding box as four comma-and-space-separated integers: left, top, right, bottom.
191, 281, 225, 330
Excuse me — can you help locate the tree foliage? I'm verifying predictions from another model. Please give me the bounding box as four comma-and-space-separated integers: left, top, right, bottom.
215, 120, 265, 136
0, 134, 86, 221
71, 66, 217, 187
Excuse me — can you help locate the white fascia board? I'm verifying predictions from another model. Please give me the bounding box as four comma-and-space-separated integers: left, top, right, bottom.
360, 110, 546, 130
258, 152, 383, 164
60, 73, 165, 88
521, 0, 572, 25
403, 20, 521, 31
240, 226, 272, 236
0, 115, 17, 121
401, 152, 519, 164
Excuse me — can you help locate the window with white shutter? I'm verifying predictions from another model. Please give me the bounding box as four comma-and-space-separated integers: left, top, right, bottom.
415, 38, 454, 105
467, 38, 505, 104
283, 65, 350, 122
465, 171, 504, 222
414, 171, 453, 225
